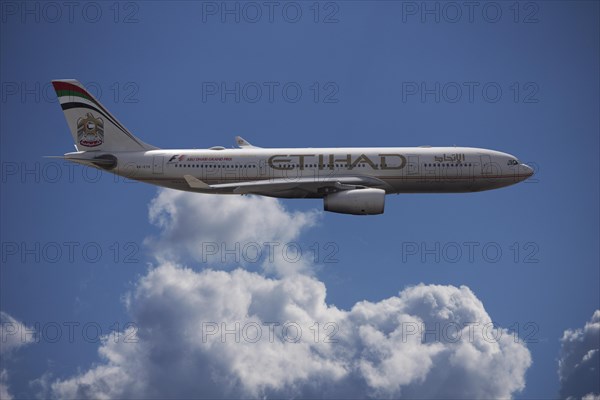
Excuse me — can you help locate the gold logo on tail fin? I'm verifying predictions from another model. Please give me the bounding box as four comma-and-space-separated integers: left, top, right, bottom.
77, 112, 104, 147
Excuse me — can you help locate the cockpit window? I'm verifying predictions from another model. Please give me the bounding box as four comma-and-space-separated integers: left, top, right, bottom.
507, 159, 519, 165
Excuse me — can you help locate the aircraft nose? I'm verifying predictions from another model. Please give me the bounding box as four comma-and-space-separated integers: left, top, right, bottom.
521, 163, 534, 178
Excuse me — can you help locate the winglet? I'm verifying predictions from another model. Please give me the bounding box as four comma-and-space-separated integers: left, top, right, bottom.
235, 136, 261, 149
183, 175, 212, 189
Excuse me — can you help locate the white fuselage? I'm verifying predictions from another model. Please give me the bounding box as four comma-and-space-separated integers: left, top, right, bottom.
74, 146, 533, 198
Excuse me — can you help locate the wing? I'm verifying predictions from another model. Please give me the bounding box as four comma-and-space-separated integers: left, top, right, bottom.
183, 175, 390, 197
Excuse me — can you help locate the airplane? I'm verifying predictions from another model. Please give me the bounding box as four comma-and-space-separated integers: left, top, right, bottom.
51, 79, 534, 215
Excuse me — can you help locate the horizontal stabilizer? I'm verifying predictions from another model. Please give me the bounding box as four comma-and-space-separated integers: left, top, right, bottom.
44, 155, 112, 165
45, 154, 118, 169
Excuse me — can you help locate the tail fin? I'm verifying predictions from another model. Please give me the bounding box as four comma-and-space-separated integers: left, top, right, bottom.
52, 79, 157, 152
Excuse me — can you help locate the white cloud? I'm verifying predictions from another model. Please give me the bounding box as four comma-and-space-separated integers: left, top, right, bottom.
1, 311, 35, 355
1, 311, 36, 400
1, 369, 13, 400
559, 310, 600, 399
49, 264, 531, 399
145, 189, 319, 276
582, 394, 600, 400
45, 189, 531, 399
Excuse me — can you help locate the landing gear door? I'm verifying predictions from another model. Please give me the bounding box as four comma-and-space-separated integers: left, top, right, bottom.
152, 155, 164, 175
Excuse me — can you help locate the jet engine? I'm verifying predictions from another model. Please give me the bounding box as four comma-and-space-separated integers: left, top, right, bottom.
324, 188, 385, 215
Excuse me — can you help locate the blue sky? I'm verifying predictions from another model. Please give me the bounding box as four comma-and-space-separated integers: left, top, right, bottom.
1, 1, 599, 398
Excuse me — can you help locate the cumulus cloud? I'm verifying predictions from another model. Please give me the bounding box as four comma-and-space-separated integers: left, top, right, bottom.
582, 394, 600, 400
145, 189, 319, 275
48, 264, 531, 399
1, 311, 35, 355
558, 310, 600, 399
0, 369, 12, 400
1, 311, 36, 400
44, 189, 531, 399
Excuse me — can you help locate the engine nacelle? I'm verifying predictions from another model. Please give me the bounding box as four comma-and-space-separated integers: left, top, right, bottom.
324, 188, 385, 215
